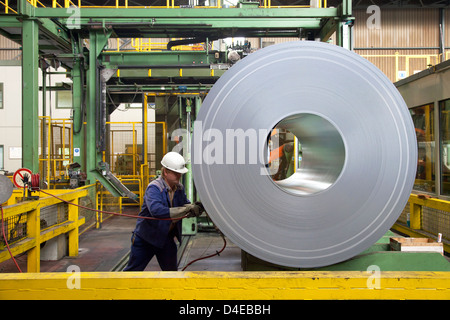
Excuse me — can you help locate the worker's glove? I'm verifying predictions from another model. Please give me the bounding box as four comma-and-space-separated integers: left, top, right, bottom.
169, 206, 190, 219
194, 201, 205, 213
185, 203, 202, 218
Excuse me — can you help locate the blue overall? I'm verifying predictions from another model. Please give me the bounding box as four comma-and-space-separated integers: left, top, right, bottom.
124, 177, 190, 271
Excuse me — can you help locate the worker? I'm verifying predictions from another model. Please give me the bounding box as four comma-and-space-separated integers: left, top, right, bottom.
272, 142, 295, 181
124, 152, 202, 271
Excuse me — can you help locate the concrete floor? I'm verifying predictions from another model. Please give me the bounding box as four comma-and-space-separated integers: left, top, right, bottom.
177, 232, 241, 272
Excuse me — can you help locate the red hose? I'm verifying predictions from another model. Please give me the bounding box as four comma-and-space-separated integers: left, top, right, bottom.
181, 234, 227, 271
38, 189, 186, 221
30, 173, 40, 190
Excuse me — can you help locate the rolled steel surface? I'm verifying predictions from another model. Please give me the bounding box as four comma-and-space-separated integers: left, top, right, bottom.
192, 41, 417, 268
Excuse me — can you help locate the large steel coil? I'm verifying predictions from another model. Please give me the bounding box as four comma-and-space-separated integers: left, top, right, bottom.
192, 41, 417, 268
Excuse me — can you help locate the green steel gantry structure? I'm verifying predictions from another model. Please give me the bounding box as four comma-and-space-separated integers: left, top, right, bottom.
0, 0, 354, 197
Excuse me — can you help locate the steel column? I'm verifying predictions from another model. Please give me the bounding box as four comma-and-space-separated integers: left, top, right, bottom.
194, 96, 202, 202
21, 19, 40, 173
72, 64, 84, 169
86, 31, 97, 183
143, 94, 148, 168
439, 8, 445, 61
86, 30, 111, 183
336, 21, 353, 50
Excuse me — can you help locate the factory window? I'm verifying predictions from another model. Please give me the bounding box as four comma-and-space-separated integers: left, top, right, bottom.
0, 83, 3, 109
410, 103, 435, 194
440, 99, 450, 196
56, 89, 72, 109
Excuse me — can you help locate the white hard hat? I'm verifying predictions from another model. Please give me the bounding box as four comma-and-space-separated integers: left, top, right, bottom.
161, 152, 188, 174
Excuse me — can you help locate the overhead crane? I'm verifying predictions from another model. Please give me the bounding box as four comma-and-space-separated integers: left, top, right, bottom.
1, 0, 450, 301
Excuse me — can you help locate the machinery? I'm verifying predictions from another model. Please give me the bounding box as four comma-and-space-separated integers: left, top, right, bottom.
67, 163, 86, 189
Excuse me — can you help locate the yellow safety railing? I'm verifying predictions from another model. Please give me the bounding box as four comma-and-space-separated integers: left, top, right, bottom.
131, 39, 166, 52
360, 51, 449, 82
0, 188, 88, 272
261, 0, 321, 8
0, 0, 17, 13
95, 183, 122, 228
39, 117, 73, 189
119, 178, 141, 206
35, 116, 166, 210
94, 165, 151, 229
393, 194, 450, 254
108, 120, 166, 177
140, 163, 149, 207
130, 38, 205, 52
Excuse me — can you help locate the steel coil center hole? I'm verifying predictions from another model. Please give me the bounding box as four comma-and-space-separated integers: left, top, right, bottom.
266, 113, 345, 195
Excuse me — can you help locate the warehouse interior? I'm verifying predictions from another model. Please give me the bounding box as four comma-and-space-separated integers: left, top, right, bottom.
0, 0, 450, 302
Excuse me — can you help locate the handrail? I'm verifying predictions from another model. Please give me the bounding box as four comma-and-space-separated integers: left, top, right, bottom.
393, 193, 450, 254
0, 188, 88, 272
38, 117, 73, 188
0, 0, 17, 13
359, 51, 448, 82
130, 38, 205, 52
37, 118, 166, 187
119, 178, 141, 209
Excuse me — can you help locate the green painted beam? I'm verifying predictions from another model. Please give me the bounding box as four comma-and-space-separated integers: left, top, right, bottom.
21, 19, 39, 173
0, 15, 22, 28
101, 50, 225, 68
55, 18, 322, 39
33, 7, 340, 19
37, 18, 72, 51
31, 7, 339, 38
86, 32, 97, 184
317, 17, 339, 41
14, 0, 71, 49
109, 68, 223, 78
107, 85, 213, 92
71, 49, 85, 170
68, 17, 323, 29
17, 0, 35, 17
0, 16, 71, 51
86, 29, 112, 183
111, 30, 311, 39
102, 50, 227, 77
